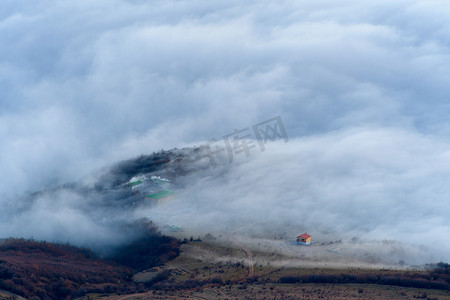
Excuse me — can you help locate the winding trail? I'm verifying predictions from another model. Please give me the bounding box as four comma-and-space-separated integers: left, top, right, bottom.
228, 234, 254, 279
0, 289, 27, 300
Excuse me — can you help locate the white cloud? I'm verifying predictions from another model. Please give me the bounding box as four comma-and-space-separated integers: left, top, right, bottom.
1, 0, 450, 263
153, 132, 450, 264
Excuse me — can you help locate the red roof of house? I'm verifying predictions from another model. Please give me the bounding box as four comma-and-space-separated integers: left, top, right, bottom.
297, 233, 311, 239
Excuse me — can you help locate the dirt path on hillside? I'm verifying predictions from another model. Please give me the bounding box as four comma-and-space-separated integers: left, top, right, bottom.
0, 289, 27, 300
227, 234, 254, 279
104, 292, 210, 300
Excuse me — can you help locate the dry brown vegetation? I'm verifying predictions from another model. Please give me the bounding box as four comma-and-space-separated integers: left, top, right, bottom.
1, 236, 450, 299
91, 241, 450, 300
0, 222, 181, 299
0, 238, 134, 299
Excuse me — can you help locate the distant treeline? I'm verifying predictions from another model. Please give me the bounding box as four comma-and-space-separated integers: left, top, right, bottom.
280, 263, 450, 291
110, 220, 180, 271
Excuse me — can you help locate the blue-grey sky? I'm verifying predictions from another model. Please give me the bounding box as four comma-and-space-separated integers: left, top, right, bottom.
1, 0, 450, 263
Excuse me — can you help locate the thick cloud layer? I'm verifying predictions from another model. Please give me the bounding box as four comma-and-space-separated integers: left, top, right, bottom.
151, 135, 450, 265
1, 1, 450, 264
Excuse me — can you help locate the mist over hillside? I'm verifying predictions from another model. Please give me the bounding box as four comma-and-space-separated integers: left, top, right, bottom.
0, 141, 448, 268
1, 0, 450, 272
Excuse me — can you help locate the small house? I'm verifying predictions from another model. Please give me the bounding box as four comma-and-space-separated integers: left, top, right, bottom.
296, 233, 311, 245
151, 175, 171, 185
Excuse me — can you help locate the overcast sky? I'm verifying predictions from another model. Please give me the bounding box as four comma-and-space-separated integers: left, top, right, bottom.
1, 0, 450, 263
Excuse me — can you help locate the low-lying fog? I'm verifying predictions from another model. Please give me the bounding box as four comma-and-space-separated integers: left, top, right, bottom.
2, 0, 450, 268
3, 131, 449, 267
